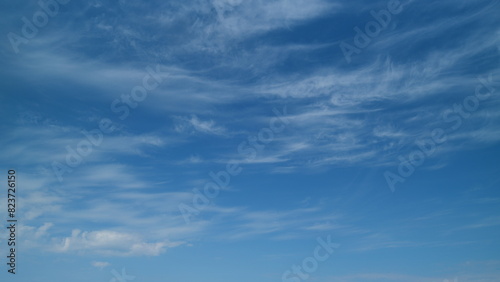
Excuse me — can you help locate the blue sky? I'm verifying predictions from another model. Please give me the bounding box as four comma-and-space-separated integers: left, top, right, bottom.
0, 0, 499, 281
